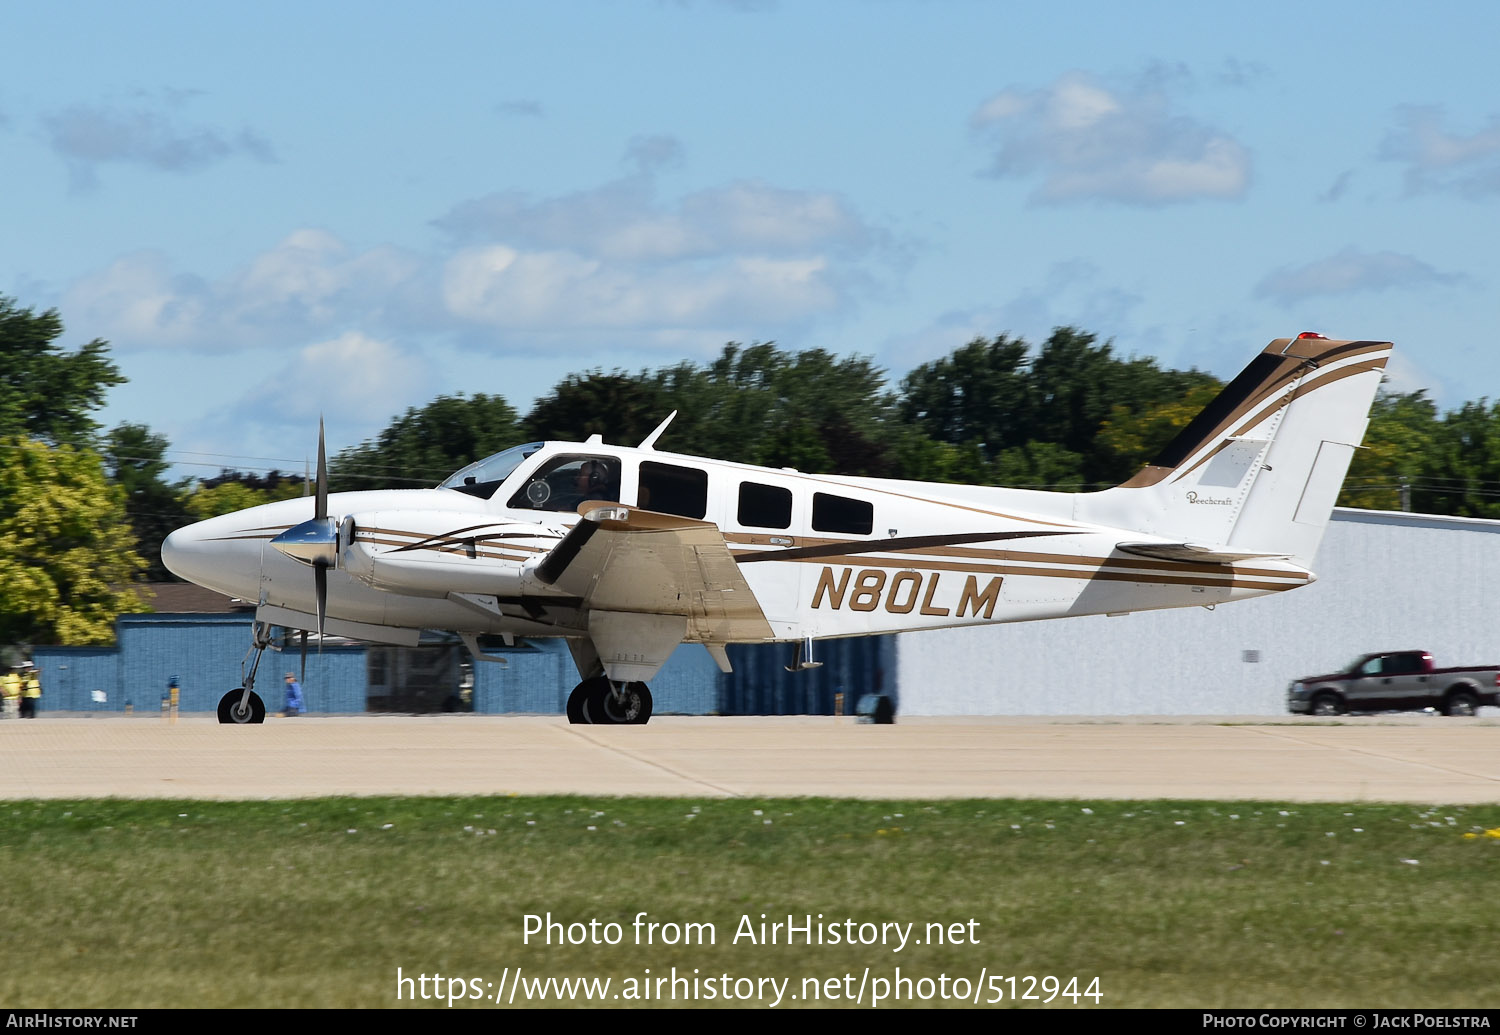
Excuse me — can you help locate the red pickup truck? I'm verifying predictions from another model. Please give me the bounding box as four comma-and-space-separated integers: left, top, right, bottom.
1287, 651, 1500, 716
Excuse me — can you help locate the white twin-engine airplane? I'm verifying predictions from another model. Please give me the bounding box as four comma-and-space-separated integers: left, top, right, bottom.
162, 334, 1391, 725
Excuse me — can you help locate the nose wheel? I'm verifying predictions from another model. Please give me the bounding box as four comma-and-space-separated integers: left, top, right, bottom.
566, 677, 652, 725
217, 689, 266, 724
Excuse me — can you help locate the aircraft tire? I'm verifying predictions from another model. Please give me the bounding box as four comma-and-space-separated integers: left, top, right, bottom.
583, 681, 652, 725
217, 689, 266, 724
567, 678, 606, 724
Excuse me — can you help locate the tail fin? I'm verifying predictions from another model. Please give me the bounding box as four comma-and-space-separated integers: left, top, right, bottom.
1084, 335, 1391, 567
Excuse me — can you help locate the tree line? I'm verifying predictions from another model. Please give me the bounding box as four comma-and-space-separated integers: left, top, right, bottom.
0, 291, 1492, 646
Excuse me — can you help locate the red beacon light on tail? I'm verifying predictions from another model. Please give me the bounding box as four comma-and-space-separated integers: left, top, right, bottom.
1297, 331, 1330, 339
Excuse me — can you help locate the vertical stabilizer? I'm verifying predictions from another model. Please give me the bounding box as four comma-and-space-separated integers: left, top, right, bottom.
1083, 335, 1391, 567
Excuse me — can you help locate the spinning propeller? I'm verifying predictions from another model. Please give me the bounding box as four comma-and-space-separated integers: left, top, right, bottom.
268, 418, 338, 680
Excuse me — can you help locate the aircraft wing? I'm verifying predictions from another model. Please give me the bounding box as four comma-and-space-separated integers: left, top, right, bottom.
534, 502, 773, 642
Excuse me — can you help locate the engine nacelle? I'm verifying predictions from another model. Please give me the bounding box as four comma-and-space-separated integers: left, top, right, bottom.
342, 510, 551, 599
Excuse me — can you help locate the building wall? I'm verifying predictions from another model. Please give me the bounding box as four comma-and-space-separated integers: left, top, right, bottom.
723, 636, 895, 715
894, 509, 1500, 715
28, 648, 119, 714
31, 616, 875, 716
472, 639, 783, 715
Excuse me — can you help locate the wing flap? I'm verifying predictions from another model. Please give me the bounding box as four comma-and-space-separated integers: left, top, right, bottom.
1116, 541, 1290, 564
536, 502, 773, 642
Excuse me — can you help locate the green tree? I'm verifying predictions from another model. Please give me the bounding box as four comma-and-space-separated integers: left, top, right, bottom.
898, 334, 1032, 462
522, 373, 668, 447
899, 327, 1219, 488
1027, 328, 1218, 485
0, 438, 148, 644
104, 423, 194, 580
1096, 381, 1224, 477
1417, 400, 1500, 518
331, 394, 524, 492
0, 296, 124, 447
649, 343, 907, 475
182, 476, 307, 520
513, 343, 910, 477
1337, 391, 1440, 511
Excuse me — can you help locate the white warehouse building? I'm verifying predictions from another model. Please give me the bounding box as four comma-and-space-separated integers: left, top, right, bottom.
895, 508, 1500, 715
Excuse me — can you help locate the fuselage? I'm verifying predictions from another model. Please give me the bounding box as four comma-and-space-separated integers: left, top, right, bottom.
161, 439, 1314, 647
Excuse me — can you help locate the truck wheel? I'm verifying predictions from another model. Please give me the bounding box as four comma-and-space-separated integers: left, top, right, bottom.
1441, 690, 1478, 717
1311, 693, 1344, 717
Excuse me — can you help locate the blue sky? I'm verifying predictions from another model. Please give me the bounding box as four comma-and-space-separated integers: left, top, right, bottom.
4, 1, 1497, 480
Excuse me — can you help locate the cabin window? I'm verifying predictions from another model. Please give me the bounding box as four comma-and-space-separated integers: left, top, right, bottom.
812, 492, 873, 535
507, 455, 621, 512
639, 461, 708, 519
737, 481, 792, 529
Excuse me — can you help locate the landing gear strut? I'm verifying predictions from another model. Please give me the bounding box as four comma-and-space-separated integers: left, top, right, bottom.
566, 677, 652, 725
217, 620, 273, 724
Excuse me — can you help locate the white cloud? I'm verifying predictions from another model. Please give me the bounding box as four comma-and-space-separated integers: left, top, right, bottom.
430, 144, 877, 334
971, 70, 1251, 206
1380, 106, 1500, 198
433, 175, 872, 262
63, 232, 426, 352
1255, 248, 1465, 303
64, 142, 888, 388
42, 100, 274, 190
442, 245, 836, 330
237, 332, 434, 429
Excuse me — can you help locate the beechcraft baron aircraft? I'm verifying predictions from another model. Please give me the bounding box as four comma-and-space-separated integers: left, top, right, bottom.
162, 334, 1391, 725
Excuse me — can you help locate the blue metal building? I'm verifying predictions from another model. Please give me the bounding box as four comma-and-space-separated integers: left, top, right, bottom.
30, 605, 891, 717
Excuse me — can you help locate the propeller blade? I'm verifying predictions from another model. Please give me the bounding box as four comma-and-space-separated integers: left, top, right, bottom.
314, 563, 328, 640
315, 416, 328, 522
299, 630, 308, 684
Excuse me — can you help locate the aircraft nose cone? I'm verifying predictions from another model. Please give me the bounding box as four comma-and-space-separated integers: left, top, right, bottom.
161, 517, 259, 597
160, 523, 204, 583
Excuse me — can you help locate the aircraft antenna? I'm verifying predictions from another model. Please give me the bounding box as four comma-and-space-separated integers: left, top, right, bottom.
638, 411, 677, 450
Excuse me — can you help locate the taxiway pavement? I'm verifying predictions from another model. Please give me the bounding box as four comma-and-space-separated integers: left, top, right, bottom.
2, 715, 1497, 802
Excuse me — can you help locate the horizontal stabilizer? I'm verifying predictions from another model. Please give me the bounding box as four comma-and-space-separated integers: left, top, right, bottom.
535, 501, 773, 643
1116, 542, 1290, 564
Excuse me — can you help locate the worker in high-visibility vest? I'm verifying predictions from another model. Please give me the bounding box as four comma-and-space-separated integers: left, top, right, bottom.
0, 667, 20, 719
18, 662, 40, 719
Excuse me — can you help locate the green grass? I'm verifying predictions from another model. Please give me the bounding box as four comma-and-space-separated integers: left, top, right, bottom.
1, 797, 1496, 1008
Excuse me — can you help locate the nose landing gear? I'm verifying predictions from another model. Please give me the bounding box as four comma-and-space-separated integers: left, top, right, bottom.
217, 620, 274, 724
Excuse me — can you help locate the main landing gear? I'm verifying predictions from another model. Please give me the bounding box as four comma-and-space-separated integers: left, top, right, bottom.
217, 621, 273, 724
566, 676, 653, 725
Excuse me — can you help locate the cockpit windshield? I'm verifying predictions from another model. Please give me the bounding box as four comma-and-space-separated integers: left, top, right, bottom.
438, 442, 543, 499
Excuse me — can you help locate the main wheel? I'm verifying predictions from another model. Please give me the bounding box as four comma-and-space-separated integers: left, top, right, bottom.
1442, 690, 1478, 716
567, 677, 608, 724
1310, 693, 1344, 717
217, 689, 266, 724
583, 681, 653, 725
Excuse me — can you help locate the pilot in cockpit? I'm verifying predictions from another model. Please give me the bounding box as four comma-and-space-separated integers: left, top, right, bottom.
574, 459, 619, 503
